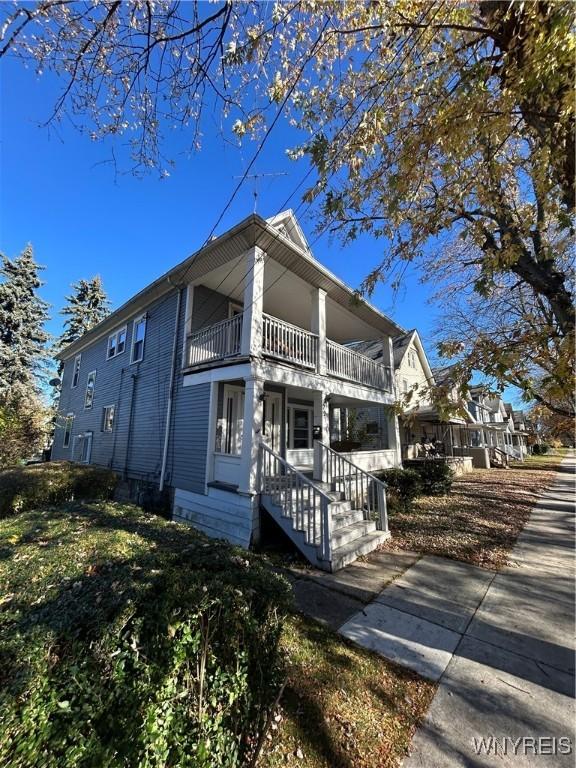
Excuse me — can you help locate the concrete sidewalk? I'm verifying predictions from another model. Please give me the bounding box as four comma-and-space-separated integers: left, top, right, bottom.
339, 454, 575, 767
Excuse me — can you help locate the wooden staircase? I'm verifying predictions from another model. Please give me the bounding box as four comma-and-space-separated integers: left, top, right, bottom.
259, 443, 390, 572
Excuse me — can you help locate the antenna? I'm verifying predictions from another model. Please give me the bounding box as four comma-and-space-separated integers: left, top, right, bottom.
233, 171, 288, 213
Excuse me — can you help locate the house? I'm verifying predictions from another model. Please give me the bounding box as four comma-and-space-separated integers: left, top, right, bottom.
52, 210, 404, 572
349, 337, 476, 473
453, 386, 528, 466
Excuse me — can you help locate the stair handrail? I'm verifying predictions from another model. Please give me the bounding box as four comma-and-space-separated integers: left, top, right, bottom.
316, 442, 388, 533
489, 445, 510, 467
259, 443, 333, 562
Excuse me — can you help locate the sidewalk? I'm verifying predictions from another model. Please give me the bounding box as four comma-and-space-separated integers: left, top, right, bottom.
339, 454, 575, 766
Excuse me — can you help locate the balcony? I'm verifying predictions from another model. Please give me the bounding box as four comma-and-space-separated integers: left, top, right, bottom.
185, 312, 393, 392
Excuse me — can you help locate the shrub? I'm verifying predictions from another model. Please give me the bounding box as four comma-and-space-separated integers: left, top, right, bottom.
377, 467, 422, 509
0, 503, 292, 768
410, 460, 454, 495
0, 461, 117, 517
532, 443, 550, 455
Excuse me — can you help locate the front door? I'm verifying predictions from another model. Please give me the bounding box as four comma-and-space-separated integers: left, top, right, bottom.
262, 392, 282, 454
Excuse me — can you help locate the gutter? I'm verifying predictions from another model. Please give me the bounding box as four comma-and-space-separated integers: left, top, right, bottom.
159, 282, 183, 492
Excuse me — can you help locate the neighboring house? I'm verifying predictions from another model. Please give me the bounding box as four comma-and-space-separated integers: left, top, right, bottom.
349, 337, 476, 472
454, 386, 527, 465
53, 210, 403, 572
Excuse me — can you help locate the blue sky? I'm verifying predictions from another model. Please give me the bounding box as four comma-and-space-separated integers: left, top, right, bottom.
1, 56, 522, 404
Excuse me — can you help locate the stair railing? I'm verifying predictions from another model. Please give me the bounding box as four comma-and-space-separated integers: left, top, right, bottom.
316, 442, 388, 533
489, 446, 510, 467
259, 443, 333, 562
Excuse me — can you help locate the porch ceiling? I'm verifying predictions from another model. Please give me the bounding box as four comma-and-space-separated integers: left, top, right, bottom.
196, 256, 387, 342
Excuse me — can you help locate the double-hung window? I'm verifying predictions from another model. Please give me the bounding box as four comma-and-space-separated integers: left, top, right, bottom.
131, 314, 147, 363
102, 405, 115, 432
63, 413, 74, 447
84, 371, 96, 409
107, 326, 127, 359
71, 354, 81, 388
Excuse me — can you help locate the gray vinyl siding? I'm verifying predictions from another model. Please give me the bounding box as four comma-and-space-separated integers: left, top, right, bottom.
190, 285, 232, 331
169, 382, 210, 493
52, 287, 211, 494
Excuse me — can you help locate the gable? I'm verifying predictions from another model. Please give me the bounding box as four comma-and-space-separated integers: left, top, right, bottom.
266, 209, 311, 252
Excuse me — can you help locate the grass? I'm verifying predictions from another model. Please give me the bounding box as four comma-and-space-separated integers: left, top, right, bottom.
1, 501, 435, 768
260, 614, 435, 768
383, 450, 567, 570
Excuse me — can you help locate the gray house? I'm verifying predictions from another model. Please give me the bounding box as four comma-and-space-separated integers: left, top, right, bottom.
53, 211, 403, 571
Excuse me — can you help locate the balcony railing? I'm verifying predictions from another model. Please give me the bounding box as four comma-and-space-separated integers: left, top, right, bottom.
262, 313, 317, 369
327, 339, 393, 391
186, 312, 393, 392
186, 313, 242, 367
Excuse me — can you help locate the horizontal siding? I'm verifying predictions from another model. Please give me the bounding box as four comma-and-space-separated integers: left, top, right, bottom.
190, 284, 232, 332
168, 382, 211, 494
53, 291, 175, 480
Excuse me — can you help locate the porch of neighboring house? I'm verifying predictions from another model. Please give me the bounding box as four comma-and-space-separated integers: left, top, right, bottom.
451, 424, 525, 468
399, 418, 475, 475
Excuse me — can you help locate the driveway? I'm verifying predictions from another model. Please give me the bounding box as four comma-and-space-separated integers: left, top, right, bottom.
339, 454, 575, 766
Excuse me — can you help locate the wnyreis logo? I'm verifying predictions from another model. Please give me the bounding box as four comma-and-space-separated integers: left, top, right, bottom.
472, 736, 573, 756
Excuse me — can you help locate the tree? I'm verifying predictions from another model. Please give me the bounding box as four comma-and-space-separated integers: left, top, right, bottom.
526, 403, 574, 446
0, 245, 50, 395
56, 276, 110, 368
0, 388, 51, 468
1, 1, 574, 402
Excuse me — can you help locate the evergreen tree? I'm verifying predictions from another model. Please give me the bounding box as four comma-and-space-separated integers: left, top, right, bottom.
0, 245, 50, 395
56, 276, 110, 369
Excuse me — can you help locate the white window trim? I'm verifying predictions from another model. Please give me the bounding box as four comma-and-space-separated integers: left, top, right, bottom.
131, 313, 147, 363
84, 370, 97, 410
107, 325, 127, 360
71, 354, 82, 388
216, 384, 245, 456
228, 301, 243, 319
287, 403, 313, 450
63, 413, 74, 448
102, 404, 115, 433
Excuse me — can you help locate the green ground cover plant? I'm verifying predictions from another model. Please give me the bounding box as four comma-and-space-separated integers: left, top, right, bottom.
0, 501, 291, 767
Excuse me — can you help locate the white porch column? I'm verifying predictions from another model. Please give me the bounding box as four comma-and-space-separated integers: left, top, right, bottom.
240, 246, 266, 357
238, 377, 264, 495
312, 389, 330, 481
388, 408, 402, 466
311, 287, 327, 375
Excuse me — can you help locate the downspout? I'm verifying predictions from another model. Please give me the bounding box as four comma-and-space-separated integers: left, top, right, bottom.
159, 283, 183, 491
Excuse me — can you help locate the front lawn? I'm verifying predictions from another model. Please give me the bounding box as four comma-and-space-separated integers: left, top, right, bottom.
260, 615, 435, 768
0, 501, 290, 767
384, 451, 565, 570
1, 501, 435, 768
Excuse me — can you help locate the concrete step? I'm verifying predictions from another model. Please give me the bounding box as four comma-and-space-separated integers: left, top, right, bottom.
332, 507, 366, 529
328, 530, 391, 572
329, 520, 378, 549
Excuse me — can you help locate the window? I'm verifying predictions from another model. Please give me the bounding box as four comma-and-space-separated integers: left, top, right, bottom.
63, 413, 74, 447
84, 370, 96, 409
102, 405, 115, 432
366, 421, 379, 435
402, 379, 408, 393
216, 386, 245, 455
287, 405, 313, 449
107, 326, 127, 359
131, 315, 147, 363
71, 354, 81, 388
228, 302, 243, 318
